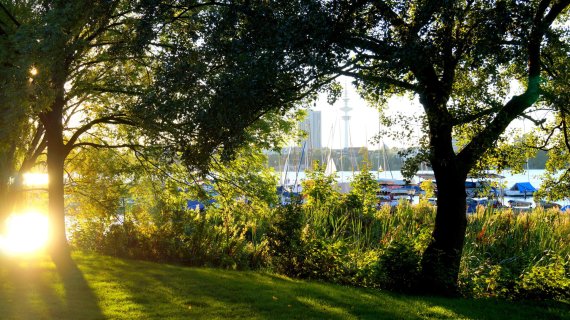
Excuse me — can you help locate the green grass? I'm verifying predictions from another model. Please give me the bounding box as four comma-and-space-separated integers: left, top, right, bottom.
0, 252, 568, 320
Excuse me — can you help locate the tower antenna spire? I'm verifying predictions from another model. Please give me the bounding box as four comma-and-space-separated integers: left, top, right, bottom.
340, 84, 352, 149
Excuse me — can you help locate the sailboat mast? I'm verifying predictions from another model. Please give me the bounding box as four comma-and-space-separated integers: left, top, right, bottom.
382, 141, 393, 179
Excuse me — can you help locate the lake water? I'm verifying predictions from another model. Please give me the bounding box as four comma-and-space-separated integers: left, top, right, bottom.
278, 169, 569, 207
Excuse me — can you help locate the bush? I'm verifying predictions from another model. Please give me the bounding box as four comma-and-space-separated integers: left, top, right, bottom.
515, 255, 570, 300
298, 239, 347, 282
70, 206, 264, 270
461, 208, 570, 300
70, 192, 570, 301
460, 260, 516, 298
266, 203, 305, 276
376, 240, 422, 293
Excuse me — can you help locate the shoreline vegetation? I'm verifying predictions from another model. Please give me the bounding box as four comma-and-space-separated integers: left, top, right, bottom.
68, 197, 570, 303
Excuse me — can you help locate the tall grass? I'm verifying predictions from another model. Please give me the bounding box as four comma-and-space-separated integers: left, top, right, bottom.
461, 206, 570, 299
464, 207, 570, 267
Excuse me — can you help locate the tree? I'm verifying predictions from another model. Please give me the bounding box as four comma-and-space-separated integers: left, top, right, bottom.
137, 1, 569, 294
0, 0, 153, 259
1, 0, 317, 260
302, 161, 340, 207
325, 0, 570, 294
133, 1, 344, 172
348, 162, 379, 216
0, 2, 40, 222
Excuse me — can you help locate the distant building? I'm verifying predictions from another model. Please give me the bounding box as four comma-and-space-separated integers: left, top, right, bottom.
299, 110, 322, 149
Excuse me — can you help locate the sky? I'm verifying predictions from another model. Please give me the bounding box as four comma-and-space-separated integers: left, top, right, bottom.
312, 77, 423, 149
310, 77, 550, 150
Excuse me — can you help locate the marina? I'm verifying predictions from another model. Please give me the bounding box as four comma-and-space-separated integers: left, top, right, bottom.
277, 169, 569, 209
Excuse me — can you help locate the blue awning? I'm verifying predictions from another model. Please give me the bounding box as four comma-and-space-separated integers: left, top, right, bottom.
511, 182, 537, 193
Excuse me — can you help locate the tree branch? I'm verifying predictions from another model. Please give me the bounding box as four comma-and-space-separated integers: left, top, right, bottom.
339, 69, 420, 92
523, 122, 561, 151
457, 0, 570, 170
519, 113, 547, 126
372, 2, 407, 29
65, 114, 137, 155
561, 111, 570, 151
453, 105, 502, 126
72, 142, 142, 150
0, 2, 20, 28
86, 86, 143, 96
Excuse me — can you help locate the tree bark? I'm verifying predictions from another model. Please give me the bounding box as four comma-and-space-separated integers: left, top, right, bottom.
41, 92, 70, 259
420, 165, 467, 295
418, 93, 468, 296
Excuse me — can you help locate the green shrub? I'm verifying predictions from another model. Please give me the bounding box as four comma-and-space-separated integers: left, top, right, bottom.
299, 239, 347, 283
266, 203, 305, 276
348, 163, 379, 217
515, 255, 570, 301
376, 240, 422, 293
348, 249, 382, 288
460, 260, 516, 298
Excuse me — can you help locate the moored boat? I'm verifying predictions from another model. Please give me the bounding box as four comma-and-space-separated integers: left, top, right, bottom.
504, 182, 537, 197
508, 199, 533, 210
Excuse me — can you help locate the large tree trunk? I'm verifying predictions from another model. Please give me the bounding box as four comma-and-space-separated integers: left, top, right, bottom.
418, 92, 469, 296
41, 94, 69, 259
420, 165, 467, 295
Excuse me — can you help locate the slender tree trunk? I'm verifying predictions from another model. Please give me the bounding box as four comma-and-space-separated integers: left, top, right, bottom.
0, 141, 18, 220
41, 93, 69, 259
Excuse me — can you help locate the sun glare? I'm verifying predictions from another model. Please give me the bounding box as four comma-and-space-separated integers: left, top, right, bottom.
0, 212, 49, 255
23, 173, 49, 187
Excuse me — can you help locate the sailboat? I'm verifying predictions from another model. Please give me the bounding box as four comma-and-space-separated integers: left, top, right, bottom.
324, 157, 337, 176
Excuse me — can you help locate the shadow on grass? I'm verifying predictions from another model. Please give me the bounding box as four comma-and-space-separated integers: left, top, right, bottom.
73, 253, 570, 320
77, 254, 402, 319
0, 252, 104, 320
52, 252, 104, 320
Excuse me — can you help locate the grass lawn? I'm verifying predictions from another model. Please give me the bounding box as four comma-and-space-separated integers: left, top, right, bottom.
0, 252, 568, 320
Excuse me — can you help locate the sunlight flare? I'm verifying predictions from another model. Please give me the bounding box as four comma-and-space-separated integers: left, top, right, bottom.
0, 211, 49, 255
23, 173, 49, 187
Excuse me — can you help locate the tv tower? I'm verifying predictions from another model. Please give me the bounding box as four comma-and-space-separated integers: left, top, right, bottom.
340, 85, 351, 149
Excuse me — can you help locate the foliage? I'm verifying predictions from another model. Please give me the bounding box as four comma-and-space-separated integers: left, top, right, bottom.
0, 2, 48, 219
5, 1, 568, 295
135, 1, 342, 172
69, 182, 570, 302
64, 134, 569, 299
0, 0, 163, 252
266, 203, 305, 276
68, 146, 278, 270
321, 0, 569, 294
301, 161, 340, 208
376, 240, 422, 293
348, 162, 379, 217
461, 207, 570, 299
516, 255, 570, 301
419, 179, 435, 203
526, 19, 570, 200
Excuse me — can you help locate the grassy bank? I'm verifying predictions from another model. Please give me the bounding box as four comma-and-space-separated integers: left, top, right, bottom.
0, 252, 568, 320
